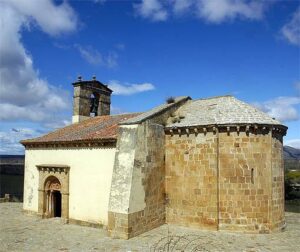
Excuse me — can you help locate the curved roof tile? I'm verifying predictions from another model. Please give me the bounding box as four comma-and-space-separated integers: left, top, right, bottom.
21, 113, 140, 145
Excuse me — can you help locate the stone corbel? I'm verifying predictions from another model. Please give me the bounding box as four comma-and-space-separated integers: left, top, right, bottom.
194, 128, 198, 136
246, 125, 250, 136
213, 126, 217, 135
186, 128, 190, 136
178, 128, 182, 136
236, 126, 240, 135
254, 124, 258, 135
226, 126, 230, 136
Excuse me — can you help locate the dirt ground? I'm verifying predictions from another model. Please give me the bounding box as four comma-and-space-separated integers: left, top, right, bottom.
0, 203, 299, 252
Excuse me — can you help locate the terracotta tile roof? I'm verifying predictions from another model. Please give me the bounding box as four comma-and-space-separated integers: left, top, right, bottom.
21, 113, 140, 145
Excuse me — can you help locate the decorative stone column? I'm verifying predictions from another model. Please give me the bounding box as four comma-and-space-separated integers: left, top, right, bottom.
36, 165, 70, 221
38, 189, 45, 217
61, 192, 70, 220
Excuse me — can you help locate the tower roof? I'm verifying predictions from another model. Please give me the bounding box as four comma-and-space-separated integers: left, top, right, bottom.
72, 77, 113, 93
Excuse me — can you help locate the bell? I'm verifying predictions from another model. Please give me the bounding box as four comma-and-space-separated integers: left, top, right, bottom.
91, 105, 98, 114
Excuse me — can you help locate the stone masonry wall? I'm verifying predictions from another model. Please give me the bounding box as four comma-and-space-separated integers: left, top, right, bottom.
73, 85, 90, 117
108, 98, 190, 239
73, 82, 111, 119
127, 122, 165, 237
270, 135, 285, 230
218, 131, 272, 233
165, 128, 285, 234
108, 122, 165, 239
165, 132, 218, 230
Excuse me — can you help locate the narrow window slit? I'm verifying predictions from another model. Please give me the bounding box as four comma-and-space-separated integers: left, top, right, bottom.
251, 168, 254, 184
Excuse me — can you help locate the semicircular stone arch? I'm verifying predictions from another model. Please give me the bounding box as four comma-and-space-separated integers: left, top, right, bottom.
36, 165, 70, 220
44, 176, 61, 191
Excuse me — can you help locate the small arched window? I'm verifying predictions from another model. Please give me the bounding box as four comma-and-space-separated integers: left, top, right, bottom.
90, 93, 99, 116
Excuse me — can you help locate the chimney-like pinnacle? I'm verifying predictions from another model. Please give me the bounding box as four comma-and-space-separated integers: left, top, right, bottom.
92, 75, 96, 81
77, 75, 82, 82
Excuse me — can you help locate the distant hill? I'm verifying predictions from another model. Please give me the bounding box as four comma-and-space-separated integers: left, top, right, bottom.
284, 146, 300, 160
0, 155, 25, 164
0, 155, 24, 175
284, 146, 300, 170
0, 155, 25, 200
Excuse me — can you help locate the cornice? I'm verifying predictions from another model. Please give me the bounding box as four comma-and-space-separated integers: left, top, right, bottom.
165, 124, 287, 137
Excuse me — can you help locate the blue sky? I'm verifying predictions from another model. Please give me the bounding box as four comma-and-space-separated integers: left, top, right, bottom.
0, 0, 299, 154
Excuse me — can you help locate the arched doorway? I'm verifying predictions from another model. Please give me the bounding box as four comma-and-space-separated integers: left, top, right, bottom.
37, 165, 70, 221
52, 190, 61, 217
44, 176, 62, 218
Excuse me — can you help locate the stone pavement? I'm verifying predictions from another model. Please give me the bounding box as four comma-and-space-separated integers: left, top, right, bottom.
0, 203, 299, 252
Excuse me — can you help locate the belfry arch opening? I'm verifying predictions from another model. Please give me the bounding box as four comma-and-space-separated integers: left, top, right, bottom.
44, 176, 62, 218
90, 93, 99, 117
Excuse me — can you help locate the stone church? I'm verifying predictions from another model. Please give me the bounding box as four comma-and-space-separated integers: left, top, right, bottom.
21, 77, 287, 239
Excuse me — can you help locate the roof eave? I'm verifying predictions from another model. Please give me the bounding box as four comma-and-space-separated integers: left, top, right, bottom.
20, 138, 117, 147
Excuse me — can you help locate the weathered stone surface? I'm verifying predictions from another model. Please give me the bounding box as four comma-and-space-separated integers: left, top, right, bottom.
165, 131, 218, 229
108, 122, 166, 238
165, 128, 285, 233
218, 131, 274, 233
166, 96, 282, 128
108, 98, 191, 238
120, 96, 190, 125
72, 79, 112, 123
271, 136, 285, 230
108, 124, 139, 214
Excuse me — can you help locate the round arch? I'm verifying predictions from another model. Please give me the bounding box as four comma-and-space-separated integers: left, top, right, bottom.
43, 175, 62, 218
44, 176, 61, 191
37, 165, 70, 220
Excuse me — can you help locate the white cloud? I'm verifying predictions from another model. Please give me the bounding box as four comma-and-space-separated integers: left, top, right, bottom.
196, 0, 266, 23
106, 52, 119, 68
0, 0, 76, 125
0, 128, 41, 154
134, 0, 268, 23
0, 120, 71, 154
42, 120, 71, 130
75, 44, 103, 65
6, 0, 77, 36
110, 106, 128, 115
284, 139, 300, 149
281, 8, 300, 46
75, 44, 119, 68
108, 80, 155, 95
172, 0, 194, 15
134, 0, 168, 21
253, 96, 300, 122
0, 104, 49, 122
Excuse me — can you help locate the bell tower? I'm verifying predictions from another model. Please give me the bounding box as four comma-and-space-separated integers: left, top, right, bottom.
72, 76, 113, 123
